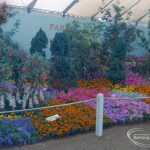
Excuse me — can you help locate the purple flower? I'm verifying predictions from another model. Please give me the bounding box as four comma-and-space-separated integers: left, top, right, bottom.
0, 117, 39, 145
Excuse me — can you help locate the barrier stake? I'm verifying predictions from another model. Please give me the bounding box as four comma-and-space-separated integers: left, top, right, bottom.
96, 93, 104, 137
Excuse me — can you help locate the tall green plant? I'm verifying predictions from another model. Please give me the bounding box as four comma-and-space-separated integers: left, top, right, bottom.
102, 5, 141, 83
30, 28, 48, 57
132, 14, 150, 76
50, 31, 77, 91
0, 3, 20, 49
64, 21, 106, 79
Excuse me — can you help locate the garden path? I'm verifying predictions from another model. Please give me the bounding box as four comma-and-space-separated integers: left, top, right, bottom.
1, 123, 150, 150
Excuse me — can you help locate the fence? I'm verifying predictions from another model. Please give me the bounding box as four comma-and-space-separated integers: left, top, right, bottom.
0, 93, 104, 137
0, 93, 150, 137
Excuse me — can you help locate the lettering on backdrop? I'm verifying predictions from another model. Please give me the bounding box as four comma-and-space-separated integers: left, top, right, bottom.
49, 24, 65, 30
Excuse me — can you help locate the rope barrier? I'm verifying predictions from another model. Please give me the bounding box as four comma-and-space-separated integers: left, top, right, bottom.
104, 96, 150, 100
0, 96, 150, 114
0, 98, 96, 114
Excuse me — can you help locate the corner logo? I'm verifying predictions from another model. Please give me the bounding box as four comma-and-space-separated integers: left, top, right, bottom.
127, 128, 150, 147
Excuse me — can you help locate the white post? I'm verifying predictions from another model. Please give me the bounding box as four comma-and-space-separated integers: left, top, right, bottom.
96, 93, 104, 137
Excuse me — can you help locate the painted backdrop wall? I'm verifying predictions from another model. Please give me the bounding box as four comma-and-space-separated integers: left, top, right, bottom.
2, 8, 149, 58
2, 8, 90, 58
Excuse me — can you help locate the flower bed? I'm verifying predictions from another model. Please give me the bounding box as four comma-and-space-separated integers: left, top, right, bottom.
24, 100, 113, 137
0, 91, 150, 146
0, 117, 40, 146
56, 88, 111, 100
55, 86, 150, 123
0, 76, 150, 146
77, 78, 112, 90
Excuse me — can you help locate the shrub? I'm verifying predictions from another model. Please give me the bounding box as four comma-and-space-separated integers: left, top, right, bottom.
101, 5, 143, 83
22, 53, 50, 85
30, 28, 48, 56
50, 31, 77, 91
65, 21, 108, 79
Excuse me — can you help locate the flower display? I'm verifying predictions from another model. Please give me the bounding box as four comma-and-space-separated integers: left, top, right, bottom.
56, 88, 111, 101
111, 84, 136, 93
85, 98, 150, 123
0, 7, 150, 147
111, 90, 146, 98
134, 85, 150, 104
0, 114, 20, 119
124, 71, 148, 86
77, 78, 112, 90
24, 100, 113, 137
104, 99, 150, 123
0, 117, 40, 145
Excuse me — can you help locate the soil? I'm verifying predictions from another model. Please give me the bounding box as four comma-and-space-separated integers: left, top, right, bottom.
1, 122, 150, 150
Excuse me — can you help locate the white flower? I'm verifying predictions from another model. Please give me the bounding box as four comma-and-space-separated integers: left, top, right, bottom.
39, 90, 44, 101
12, 96, 16, 110
22, 94, 27, 109
16, 92, 21, 104
24, 86, 30, 94
7, 93, 13, 107
35, 90, 38, 95
29, 98, 33, 108
0, 95, 4, 109
33, 95, 39, 105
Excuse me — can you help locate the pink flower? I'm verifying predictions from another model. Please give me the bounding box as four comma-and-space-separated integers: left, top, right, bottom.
22, 67, 29, 73
8, 49, 14, 57
39, 72, 47, 81
124, 71, 148, 85
32, 60, 38, 65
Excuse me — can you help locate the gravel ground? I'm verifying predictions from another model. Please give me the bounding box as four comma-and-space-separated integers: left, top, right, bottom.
1, 123, 150, 150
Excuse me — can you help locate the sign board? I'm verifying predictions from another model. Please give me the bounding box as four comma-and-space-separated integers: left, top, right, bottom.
46, 114, 60, 122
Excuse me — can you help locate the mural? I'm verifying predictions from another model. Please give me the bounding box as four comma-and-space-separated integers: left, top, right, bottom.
2, 7, 148, 58
2, 8, 90, 58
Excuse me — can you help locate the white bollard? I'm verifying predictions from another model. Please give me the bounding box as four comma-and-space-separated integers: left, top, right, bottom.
96, 93, 104, 137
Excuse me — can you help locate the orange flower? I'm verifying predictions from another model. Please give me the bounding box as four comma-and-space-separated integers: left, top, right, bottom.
134, 85, 150, 104
26, 100, 112, 137
77, 78, 112, 90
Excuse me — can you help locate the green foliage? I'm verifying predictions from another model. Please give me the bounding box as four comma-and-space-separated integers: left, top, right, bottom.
22, 53, 50, 85
51, 31, 70, 56
30, 28, 48, 56
0, 3, 14, 25
109, 59, 126, 83
0, 37, 50, 87
101, 5, 141, 83
64, 21, 107, 79
147, 14, 150, 53
0, 38, 17, 84
131, 14, 150, 76
0, 3, 20, 38
132, 59, 150, 76
141, 13, 150, 54
0, 38, 22, 85
50, 31, 77, 91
